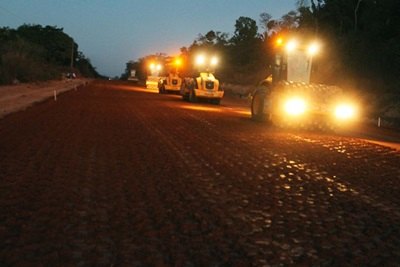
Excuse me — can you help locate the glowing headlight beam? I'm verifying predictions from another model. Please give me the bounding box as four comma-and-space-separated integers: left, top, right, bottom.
284, 98, 306, 116
210, 56, 218, 66
195, 55, 205, 66
276, 37, 283, 47
286, 39, 298, 53
307, 42, 320, 56
335, 104, 356, 120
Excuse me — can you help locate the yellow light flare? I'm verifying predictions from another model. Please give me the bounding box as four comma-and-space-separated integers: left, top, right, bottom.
149, 62, 162, 71
334, 104, 357, 120
181, 105, 221, 113
286, 39, 298, 53
276, 37, 284, 46
175, 58, 182, 66
195, 54, 205, 66
210, 56, 219, 66
233, 110, 251, 116
284, 97, 307, 116
307, 42, 321, 56
180, 105, 250, 116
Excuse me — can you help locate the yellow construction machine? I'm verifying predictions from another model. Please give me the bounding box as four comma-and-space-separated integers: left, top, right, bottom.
180, 54, 224, 105
158, 57, 182, 94
146, 62, 163, 89
251, 36, 359, 130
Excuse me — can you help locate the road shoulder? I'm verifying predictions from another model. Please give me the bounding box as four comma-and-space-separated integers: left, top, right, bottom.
0, 79, 90, 119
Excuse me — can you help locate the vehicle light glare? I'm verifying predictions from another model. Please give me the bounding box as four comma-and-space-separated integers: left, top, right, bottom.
156, 64, 162, 71
276, 37, 283, 46
307, 42, 320, 56
210, 56, 218, 66
286, 40, 298, 53
335, 104, 356, 120
196, 55, 205, 66
284, 98, 306, 116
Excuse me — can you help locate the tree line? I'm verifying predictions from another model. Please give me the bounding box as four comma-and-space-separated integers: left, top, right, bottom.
125, 0, 400, 102
0, 24, 100, 85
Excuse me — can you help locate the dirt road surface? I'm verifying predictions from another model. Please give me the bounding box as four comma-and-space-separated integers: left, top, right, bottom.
1, 81, 400, 266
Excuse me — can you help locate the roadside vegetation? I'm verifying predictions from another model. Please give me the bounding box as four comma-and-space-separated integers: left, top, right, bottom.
0, 24, 100, 85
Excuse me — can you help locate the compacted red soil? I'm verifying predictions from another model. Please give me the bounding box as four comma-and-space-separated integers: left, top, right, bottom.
1, 81, 400, 266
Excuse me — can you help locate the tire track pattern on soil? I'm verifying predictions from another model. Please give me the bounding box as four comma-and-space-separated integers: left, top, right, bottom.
1, 81, 399, 266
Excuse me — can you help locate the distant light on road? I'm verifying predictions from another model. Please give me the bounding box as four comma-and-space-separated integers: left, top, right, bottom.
181, 104, 221, 113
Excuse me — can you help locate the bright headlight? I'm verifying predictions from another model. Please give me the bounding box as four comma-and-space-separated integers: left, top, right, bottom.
195, 55, 205, 66
286, 39, 298, 53
210, 56, 218, 66
284, 98, 307, 116
307, 42, 320, 56
335, 104, 356, 120
175, 58, 182, 66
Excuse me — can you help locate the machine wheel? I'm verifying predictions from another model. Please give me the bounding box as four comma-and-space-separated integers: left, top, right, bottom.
211, 99, 221, 105
180, 80, 190, 101
189, 89, 197, 103
251, 90, 268, 122
158, 85, 165, 94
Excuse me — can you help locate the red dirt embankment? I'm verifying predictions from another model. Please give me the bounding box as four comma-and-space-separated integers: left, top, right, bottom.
0, 79, 90, 119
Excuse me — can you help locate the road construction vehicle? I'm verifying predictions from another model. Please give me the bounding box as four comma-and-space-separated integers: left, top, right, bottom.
127, 69, 139, 83
180, 54, 224, 105
146, 62, 163, 89
158, 57, 182, 94
251, 36, 359, 129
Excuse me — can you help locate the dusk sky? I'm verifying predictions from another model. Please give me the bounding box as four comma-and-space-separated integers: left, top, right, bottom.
0, 0, 298, 77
